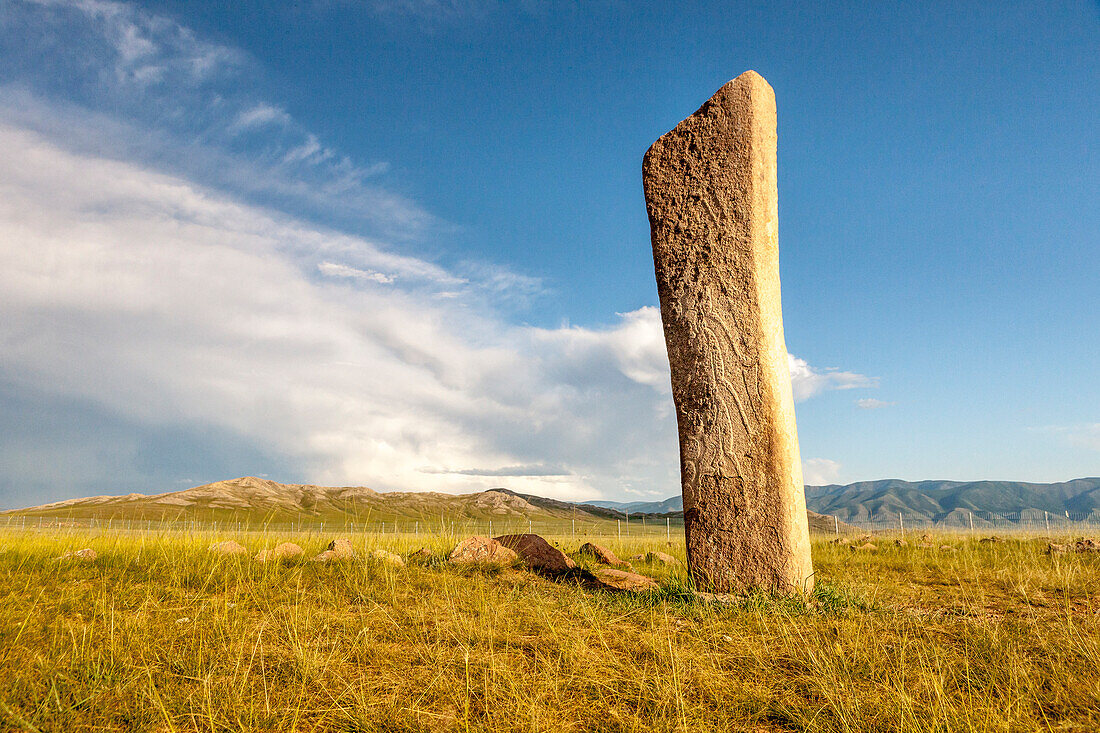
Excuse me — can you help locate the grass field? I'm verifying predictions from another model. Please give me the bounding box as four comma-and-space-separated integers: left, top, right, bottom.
1, 528, 1098, 732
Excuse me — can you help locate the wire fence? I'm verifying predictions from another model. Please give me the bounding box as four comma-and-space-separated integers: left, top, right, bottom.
5, 509, 1100, 539
1, 514, 686, 541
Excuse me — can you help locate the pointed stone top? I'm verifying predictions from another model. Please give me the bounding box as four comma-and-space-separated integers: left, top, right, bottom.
646, 70, 776, 164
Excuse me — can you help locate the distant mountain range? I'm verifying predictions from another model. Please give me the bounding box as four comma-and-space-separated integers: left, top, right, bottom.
7, 476, 1097, 530
3, 476, 846, 533
594, 478, 1100, 525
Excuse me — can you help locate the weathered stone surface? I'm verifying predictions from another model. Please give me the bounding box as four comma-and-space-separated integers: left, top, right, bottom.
369, 549, 405, 568
311, 550, 337, 563
939, 545, 958, 553
209, 540, 248, 556
894, 539, 909, 547
494, 534, 576, 574
642, 70, 813, 594
1047, 542, 1069, 554
326, 538, 357, 559
448, 536, 518, 565
590, 568, 659, 593
57, 548, 96, 561
979, 536, 1002, 544
576, 542, 628, 567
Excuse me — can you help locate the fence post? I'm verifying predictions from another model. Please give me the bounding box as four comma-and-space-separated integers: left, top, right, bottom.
667, 517, 670, 541
617, 519, 621, 540
572, 518, 575, 539
834, 515, 839, 536
1045, 511, 1050, 532
899, 514, 904, 534
969, 512, 974, 532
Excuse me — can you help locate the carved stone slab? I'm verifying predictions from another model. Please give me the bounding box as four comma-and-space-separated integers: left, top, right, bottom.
642, 70, 814, 594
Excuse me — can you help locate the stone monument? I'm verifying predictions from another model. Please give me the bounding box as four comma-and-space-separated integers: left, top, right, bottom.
642, 70, 814, 594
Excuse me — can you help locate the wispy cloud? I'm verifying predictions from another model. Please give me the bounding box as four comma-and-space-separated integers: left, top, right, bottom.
1031, 424, 1100, 451
1, 0, 416, 236
856, 398, 895, 410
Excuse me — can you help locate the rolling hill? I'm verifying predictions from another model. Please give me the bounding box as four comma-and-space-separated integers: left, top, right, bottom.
3, 476, 854, 533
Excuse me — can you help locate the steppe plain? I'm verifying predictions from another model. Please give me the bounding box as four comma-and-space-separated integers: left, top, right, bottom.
1, 525, 1098, 732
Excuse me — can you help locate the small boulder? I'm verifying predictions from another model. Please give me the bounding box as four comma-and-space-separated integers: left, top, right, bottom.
894, 539, 909, 547
590, 568, 659, 593
448, 536, 518, 565
368, 549, 405, 568
493, 534, 576, 574
407, 547, 433, 561
646, 551, 681, 566
1075, 538, 1100, 553
255, 542, 303, 563
851, 543, 877, 552
979, 536, 1002, 544
1047, 542, 1069, 555
311, 550, 337, 563
939, 545, 957, 552
209, 540, 248, 556
920, 533, 933, 543
576, 542, 629, 568
628, 553, 647, 562
326, 538, 357, 559
57, 548, 96, 561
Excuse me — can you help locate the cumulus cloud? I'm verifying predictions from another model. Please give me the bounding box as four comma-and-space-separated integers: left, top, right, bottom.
0, 0, 877, 507
802, 458, 842, 486
856, 398, 895, 410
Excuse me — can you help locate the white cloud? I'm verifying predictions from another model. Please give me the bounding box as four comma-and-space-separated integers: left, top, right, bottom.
856, 398, 895, 410
318, 262, 395, 284
0, 122, 871, 504
803, 458, 842, 485
233, 103, 291, 131
788, 355, 877, 402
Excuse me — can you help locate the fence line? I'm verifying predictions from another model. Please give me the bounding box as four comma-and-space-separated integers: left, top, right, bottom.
3, 509, 1099, 538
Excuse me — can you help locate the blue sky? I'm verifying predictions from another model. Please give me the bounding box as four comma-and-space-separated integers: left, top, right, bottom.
0, 0, 1096, 508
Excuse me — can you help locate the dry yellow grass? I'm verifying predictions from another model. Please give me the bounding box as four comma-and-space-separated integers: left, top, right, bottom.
1, 528, 1098, 732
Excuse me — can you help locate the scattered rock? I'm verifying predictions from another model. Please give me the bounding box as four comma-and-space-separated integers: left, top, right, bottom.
576, 542, 629, 568
326, 538, 357, 559
646, 551, 681, 566
1075, 538, 1100, 553
1047, 542, 1069, 555
368, 549, 405, 568
209, 540, 248, 556
448, 536, 518, 565
921, 534, 933, 543
628, 553, 647, 562
255, 542, 303, 563
851, 543, 877, 552
939, 545, 957, 552
493, 534, 576, 574
57, 548, 96, 561
590, 568, 659, 593
311, 550, 337, 563
894, 539, 909, 547
979, 536, 1002, 544
408, 547, 433, 561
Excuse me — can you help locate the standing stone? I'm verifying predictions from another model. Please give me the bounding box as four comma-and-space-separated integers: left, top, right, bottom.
642, 70, 813, 594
